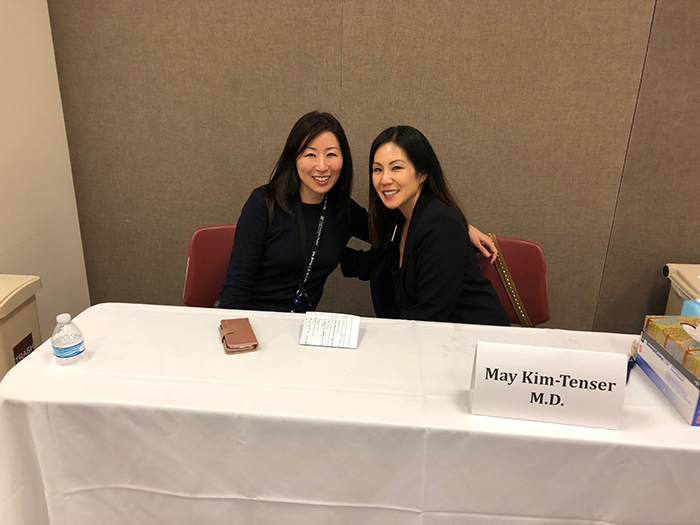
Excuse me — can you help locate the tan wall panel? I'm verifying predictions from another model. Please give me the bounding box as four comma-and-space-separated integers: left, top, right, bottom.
594, 0, 700, 333
1, 0, 90, 341
47, 1, 663, 330
340, 0, 654, 329
47, 1, 343, 306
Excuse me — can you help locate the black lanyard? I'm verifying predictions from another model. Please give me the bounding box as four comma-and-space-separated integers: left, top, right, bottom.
292, 194, 328, 312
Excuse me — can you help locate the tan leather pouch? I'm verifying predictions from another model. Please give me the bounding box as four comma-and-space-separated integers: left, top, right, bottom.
219, 318, 258, 354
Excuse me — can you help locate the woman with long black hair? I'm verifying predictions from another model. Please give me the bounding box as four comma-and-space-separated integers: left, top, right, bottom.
219, 112, 499, 314
343, 125, 509, 325
218, 111, 368, 312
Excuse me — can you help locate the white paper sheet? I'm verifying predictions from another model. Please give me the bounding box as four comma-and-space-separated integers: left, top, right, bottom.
299, 311, 360, 349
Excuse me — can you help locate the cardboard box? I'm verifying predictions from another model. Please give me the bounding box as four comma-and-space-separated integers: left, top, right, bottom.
663, 264, 700, 315
636, 331, 700, 426
644, 316, 700, 377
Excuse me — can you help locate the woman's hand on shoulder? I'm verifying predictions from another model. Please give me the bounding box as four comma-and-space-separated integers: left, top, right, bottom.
468, 224, 498, 264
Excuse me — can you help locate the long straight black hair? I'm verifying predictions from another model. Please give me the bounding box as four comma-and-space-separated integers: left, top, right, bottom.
368, 126, 467, 248
264, 111, 353, 221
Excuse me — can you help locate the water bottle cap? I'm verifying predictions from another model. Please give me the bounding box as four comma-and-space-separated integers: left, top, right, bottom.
56, 313, 71, 324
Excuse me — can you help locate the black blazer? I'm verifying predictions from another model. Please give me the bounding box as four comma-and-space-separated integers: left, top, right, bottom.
342, 192, 509, 325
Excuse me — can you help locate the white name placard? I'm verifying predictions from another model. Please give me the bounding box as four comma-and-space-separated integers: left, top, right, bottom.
471, 342, 628, 429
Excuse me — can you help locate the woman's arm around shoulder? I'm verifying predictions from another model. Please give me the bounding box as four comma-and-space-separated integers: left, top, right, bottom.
341, 199, 373, 280
468, 224, 497, 264
348, 198, 370, 243
341, 246, 377, 281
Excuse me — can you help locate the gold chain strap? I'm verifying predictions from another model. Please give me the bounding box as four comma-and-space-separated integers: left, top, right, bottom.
489, 234, 534, 327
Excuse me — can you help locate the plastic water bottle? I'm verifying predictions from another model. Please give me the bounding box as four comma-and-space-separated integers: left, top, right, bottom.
51, 313, 86, 365
681, 293, 700, 317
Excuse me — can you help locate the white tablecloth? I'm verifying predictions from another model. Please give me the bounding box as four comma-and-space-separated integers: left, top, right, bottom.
0, 303, 698, 524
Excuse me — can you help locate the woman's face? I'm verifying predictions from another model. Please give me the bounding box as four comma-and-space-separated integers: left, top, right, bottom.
296, 131, 343, 204
372, 142, 426, 219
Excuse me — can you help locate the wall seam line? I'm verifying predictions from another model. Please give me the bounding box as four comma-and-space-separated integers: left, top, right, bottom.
339, 0, 344, 121
337, 0, 345, 310
592, 0, 658, 330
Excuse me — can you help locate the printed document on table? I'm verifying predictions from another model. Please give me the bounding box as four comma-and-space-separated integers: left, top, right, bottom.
299, 312, 360, 349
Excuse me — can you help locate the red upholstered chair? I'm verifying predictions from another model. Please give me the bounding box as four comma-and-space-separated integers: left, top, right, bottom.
478, 235, 549, 326
183, 224, 236, 307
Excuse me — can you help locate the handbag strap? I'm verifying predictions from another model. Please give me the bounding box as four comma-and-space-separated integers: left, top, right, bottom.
489, 233, 534, 327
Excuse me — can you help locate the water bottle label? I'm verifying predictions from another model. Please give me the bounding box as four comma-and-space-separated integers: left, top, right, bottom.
52, 341, 85, 359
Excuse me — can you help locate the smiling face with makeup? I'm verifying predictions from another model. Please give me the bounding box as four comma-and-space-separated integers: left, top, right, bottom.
296, 131, 343, 204
372, 142, 427, 220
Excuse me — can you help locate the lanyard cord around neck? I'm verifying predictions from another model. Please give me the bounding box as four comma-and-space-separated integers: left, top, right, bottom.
293, 194, 328, 312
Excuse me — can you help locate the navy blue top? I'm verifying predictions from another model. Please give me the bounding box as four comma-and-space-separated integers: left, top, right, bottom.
219, 187, 369, 312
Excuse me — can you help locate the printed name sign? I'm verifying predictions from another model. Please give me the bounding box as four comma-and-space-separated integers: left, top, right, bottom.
471, 342, 628, 429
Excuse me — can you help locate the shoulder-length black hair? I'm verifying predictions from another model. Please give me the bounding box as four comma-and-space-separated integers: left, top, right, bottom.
264, 111, 353, 220
368, 126, 467, 248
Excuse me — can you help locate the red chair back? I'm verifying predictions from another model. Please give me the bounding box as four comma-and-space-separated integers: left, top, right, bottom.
478, 235, 549, 326
183, 224, 236, 307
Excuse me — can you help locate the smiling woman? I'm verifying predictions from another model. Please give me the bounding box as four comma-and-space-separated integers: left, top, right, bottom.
218, 111, 369, 313
372, 142, 426, 218
342, 126, 510, 325
296, 131, 343, 204
218, 113, 500, 315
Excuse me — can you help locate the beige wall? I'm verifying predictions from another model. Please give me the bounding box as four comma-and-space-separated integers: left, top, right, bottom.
593, 0, 700, 332
0, 0, 90, 341
45, 0, 699, 333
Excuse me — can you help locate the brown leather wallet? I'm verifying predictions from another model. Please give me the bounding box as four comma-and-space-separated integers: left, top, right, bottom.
219, 318, 258, 354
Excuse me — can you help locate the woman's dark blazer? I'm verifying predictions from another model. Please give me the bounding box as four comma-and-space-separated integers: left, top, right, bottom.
342, 192, 509, 325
